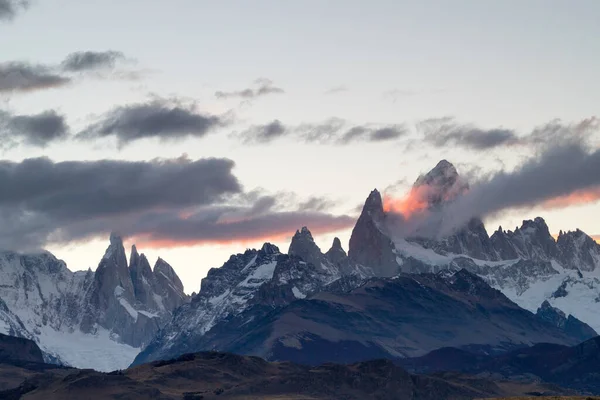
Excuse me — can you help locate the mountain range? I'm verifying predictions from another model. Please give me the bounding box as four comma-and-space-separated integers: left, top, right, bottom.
1, 159, 600, 374
0, 234, 187, 371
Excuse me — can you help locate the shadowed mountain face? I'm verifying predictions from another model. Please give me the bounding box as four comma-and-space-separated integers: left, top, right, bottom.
0, 351, 576, 400
134, 268, 593, 367
0, 334, 44, 364
400, 336, 600, 394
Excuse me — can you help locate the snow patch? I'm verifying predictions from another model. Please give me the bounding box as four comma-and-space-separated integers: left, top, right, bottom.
240, 261, 277, 287
138, 310, 159, 318
292, 287, 306, 299
118, 298, 138, 321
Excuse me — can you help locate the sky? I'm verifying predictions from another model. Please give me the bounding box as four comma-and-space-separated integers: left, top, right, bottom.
1, 0, 599, 293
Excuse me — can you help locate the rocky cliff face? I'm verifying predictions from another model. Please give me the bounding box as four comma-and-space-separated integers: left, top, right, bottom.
348, 190, 398, 277
0, 234, 188, 371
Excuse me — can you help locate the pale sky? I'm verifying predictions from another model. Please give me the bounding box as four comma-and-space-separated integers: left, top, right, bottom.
1, 0, 599, 293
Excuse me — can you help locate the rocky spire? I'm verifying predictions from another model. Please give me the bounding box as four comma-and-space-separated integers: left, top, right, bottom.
129, 245, 140, 269
360, 189, 385, 221
97, 232, 134, 300
348, 190, 398, 277
154, 257, 184, 294
129, 245, 156, 307
260, 242, 280, 255
556, 228, 600, 271
325, 237, 347, 265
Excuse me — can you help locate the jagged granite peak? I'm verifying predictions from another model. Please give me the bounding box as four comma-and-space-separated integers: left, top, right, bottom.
325, 237, 347, 265
557, 228, 600, 271
129, 251, 156, 309
414, 217, 499, 262
490, 217, 560, 261
288, 226, 328, 273
153, 257, 187, 313
413, 160, 468, 207
154, 257, 184, 293
129, 244, 140, 267
331, 237, 343, 251
82, 235, 189, 349
348, 190, 398, 277
261, 242, 280, 255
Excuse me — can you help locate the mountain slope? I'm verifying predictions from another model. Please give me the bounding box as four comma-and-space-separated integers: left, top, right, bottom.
401, 336, 600, 394
135, 268, 591, 367
133, 240, 343, 366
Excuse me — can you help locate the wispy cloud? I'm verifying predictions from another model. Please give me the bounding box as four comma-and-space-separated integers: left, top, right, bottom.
324, 85, 348, 95
236, 118, 408, 145
215, 78, 284, 100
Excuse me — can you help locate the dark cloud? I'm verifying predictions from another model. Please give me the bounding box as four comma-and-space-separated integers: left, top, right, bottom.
215, 78, 284, 100
0, 156, 240, 249
419, 117, 520, 150
0, 109, 69, 147
0, 62, 70, 93
0, 156, 352, 250
77, 98, 225, 147
237, 118, 408, 145
61, 51, 126, 72
0, 0, 28, 21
